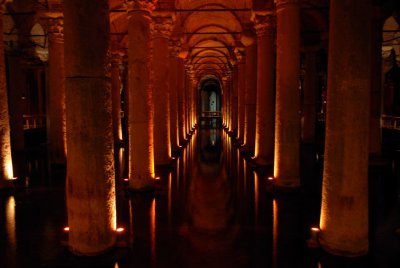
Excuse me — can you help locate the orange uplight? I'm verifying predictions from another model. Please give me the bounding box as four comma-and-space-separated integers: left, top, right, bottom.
116, 227, 125, 233
11, 177, 18, 180
268, 176, 274, 181
155, 176, 160, 180
63, 226, 70, 232
123, 178, 129, 182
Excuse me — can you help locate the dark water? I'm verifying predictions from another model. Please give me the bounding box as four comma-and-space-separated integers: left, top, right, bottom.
1, 128, 400, 268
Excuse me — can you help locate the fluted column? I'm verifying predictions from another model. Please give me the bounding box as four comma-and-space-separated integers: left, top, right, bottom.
0, 6, 13, 186
274, 0, 300, 187
253, 12, 275, 165
110, 52, 123, 144
152, 12, 173, 165
126, 0, 156, 188
319, 0, 372, 256
302, 50, 318, 144
242, 32, 257, 153
64, 0, 116, 255
169, 38, 181, 153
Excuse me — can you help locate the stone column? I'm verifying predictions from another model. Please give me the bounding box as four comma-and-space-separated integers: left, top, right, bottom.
177, 56, 187, 145
302, 50, 318, 144
47, 17, 67, 166
253, 12, 275, 165
0, 6, 13, 186
152, 12, 173, 165
235, 48, 246, 143
169, 38, 181, 153
126, 0, 156, 188
274, 0, 300, 187
110, 52, 123, 144
231, 64, 239, 136
319, 0, 372, 256
242, 32, 257, 153
64, 0, 116, 255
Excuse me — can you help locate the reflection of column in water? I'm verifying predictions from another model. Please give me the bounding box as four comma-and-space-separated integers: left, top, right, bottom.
253, 171, 259, 225
273, 199, 278, 268
128, 199, 134, 246
6, 196, 16, 265
150, 198, 156, 264
168, 172, 172, 230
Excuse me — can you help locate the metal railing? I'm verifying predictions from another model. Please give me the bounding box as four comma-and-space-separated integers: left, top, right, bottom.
382, 115, 400, 130
23, 114, 46, 130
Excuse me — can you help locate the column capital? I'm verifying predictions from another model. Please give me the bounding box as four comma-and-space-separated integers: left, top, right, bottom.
252, 11, 275, 37
234, 47, 246, 64
126, 0, 157, 13
152, 12, 174, 39
109, 50, 125, 66
168, 37, 182, 57
276, 0, 299, 9
47, 17, 64, 42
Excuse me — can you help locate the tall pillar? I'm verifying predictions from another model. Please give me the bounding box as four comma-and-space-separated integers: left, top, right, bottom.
230, 64, 239, 136
242, 32, 257, 153
169, 38, 181, 153
369, 6, 382, 157
152, 13, 173, 165
253, 12, 275, 165
302, 50, 318, 144
274, 0, 300, 187
47, 17, 66, 166
126, 0, 156, 188
235, 48, 246, 143
319, 0, 372, 256
0, 7, 13, 186
110, 52, 123, 144
177, 57, 187, 145
64, 0, 116, 255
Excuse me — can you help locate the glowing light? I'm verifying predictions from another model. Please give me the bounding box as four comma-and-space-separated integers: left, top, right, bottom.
273, 199, 278, 268
254, 171, 259, 223
11, 177, 18, 180
155, 176, 160, 180
6, 160, 13, 180
150, 198, 156, 262
63, 226, 70, 232
114, 262, 120, 268
268, 176, 274, 181
123, 178, 129, 182
116, 227, 125, 233
310, 227, 320, 240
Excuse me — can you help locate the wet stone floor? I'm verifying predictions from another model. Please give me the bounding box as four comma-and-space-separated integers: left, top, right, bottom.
1, 127, 400, 268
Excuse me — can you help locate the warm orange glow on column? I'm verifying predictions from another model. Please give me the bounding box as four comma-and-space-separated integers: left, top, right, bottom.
150, 198, 156, 262
273, 199, 278, 268
6, 196, 16, 249
253, 171, 259, 223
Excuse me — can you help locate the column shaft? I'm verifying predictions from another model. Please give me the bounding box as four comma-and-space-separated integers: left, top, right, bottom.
319, 0, 372, 256
254, 14, 275, 165
111, 54, 123, 143
237, 60, 246, 143
302, 51, 317, 144
127, 4, 156, 189
152, 14, 173, 165
177, 58, 186, 144
64, 0, 116, 255
0, 10, 13, 185
274, 0, 300, 187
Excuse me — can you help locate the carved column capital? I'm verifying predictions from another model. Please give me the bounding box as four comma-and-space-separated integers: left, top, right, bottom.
252, 12, 275, 37
152, 13, 174, 39
126, 0, 157, 13
168, 38, 182, 57
234, 47, 246, 64
47, 17, 64, 42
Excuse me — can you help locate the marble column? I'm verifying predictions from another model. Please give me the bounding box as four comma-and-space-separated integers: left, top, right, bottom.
152, 13, 173, 165
242, 32, 257, 153
274, 0, 300, 187
253, 12, 275, 165
0, 7, 13, 186
168, 38, 181, 153
64, 0, 116, 255
319, 0, 372, 256
110, 52, 123, 144
302, 51, 318, 144
126, 0, 156, 188
46, 17, 66, 166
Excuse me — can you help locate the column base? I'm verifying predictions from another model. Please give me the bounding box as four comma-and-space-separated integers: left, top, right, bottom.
127, 178, 156, 192
0, 179, 15, 190
68, 242, 116, 257
250, 156, 273, 167
319, 236, 368, 257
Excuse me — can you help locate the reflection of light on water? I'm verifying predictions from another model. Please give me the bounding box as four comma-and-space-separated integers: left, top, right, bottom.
273, 199, 278, 268
168, 172, 172, 228
114, 262, 120, 268
6, 196, 16, 253
150, 198, 156, 262
253, 171, 259, 223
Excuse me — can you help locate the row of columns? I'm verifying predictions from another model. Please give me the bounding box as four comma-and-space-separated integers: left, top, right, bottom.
221, 0, 373, 257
